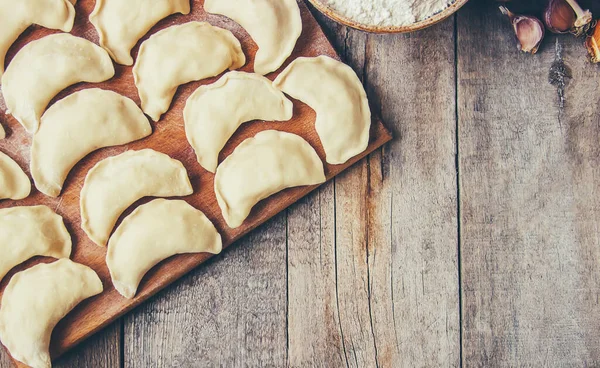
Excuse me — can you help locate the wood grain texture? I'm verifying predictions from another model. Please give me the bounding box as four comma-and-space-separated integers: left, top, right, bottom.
458, 0, 600, 365
286, 8, 460, 367
54, 324, 121, 368
0, 1, 391, 366
287, 183, 345, 367
364, 26, 460, 368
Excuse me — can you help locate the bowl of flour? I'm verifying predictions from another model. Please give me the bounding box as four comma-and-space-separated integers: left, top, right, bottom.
308, 0, 469, 33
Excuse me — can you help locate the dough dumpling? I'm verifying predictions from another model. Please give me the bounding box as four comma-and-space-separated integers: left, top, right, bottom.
204, 0, 301, 75
1, 33, 115, 133
0, 124, 5, 139
0, 206, 71, 282
107, 199, 222, 299
215, 130, 325, 228
0, 150, 30, 200
184, 71, 293, 173
133, 21, 245, 121
90, 0, 190, 65
274, 55, 371, 165
0, 0, 76, 79
31, 88, 152, 197
81, 149, 193, 247
0, 259, 102, 368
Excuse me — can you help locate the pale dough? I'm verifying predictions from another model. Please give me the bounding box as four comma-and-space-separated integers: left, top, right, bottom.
81, 149, 193, 247
0, 206, 71, 282
274, 55, 371, 165
31, 88, 152, 197
184, 71, 293, 173
0, 123, 5, 139
0, 259, 103, 368
204, 0, 302, 75
90, 0, 190, 65
1, 33, 115, 133
0, 150, 30, 200
107, 199, 222, 299
0, 0, 76, 79
133, 21, 246, 122
215, 130, 325, 228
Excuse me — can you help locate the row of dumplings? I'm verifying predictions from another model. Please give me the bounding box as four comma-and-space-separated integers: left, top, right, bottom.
0, 0, 303, 134
1, 6, 370, 194
0, 0, 301, 75
0, 49, 371, 200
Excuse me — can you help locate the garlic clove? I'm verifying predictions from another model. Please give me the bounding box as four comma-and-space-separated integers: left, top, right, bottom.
500, 6, 545, 54
544, 0, 592, 36
585, 21, 600, 63
544, 0, 576, 33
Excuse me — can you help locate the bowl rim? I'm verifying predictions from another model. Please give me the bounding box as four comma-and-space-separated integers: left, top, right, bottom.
306, 0, 470, 34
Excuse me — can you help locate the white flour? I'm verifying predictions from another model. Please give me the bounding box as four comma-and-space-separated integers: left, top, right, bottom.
324, 0, 454, 27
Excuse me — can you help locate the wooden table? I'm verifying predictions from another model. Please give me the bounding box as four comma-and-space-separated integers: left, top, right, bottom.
3, 0, 600, 366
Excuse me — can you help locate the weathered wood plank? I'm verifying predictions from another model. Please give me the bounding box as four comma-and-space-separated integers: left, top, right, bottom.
0, 350, 9, 367
287, 184, 345, 367
362, 22, 460, 367
286, 8, 460, 367
54, 324, 121, 368
458, 0, 600, 365
123, 215, 287, 367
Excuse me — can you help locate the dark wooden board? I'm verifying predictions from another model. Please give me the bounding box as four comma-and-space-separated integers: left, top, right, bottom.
0, 1, 392, 366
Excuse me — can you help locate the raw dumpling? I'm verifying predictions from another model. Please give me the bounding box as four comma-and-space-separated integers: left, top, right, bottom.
1, 33, 115, 133
107, 199, 222, 299
133, 21, 245, 122
0, 150, 30, 200
81, 149, 193, 247
0, 0, 76, 79
0, 123, 5, 139
0, 259, 102, 368
0, 206, 71, 282
184, 71, 293, 173
90, 0, 190, 65
204, 0, 301, 75
31, 88, 152, 197
215, 130, 325, 228
273, 55, 371, 165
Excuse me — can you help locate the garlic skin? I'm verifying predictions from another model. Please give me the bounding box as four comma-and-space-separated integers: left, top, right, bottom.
544, 0, 592, 36
500, 6, 545, 54
585, 21, 600, 63
544, 0, 576, 33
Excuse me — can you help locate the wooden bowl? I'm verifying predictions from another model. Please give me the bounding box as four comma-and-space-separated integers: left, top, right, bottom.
307, 0, 469, 33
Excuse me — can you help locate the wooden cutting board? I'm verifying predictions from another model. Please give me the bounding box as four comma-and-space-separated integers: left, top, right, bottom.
0, 1, 392, 366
